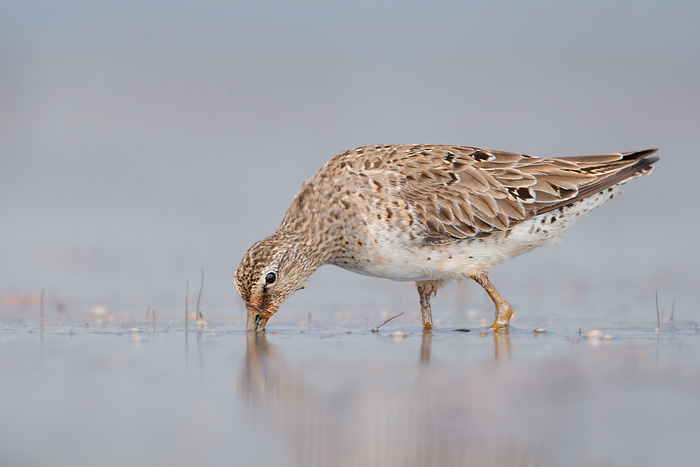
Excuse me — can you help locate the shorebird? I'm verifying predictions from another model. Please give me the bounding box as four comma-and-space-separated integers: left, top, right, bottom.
235, 145, 658, 332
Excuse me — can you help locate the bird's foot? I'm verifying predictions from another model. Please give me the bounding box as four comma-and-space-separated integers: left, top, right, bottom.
490, 301, 515, 330
421, 305, 434, 331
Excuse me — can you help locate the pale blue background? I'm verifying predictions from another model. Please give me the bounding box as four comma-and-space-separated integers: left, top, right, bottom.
2, 1, 699, 316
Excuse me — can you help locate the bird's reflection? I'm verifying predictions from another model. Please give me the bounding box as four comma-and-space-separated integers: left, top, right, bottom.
240, 332, 284, 405
239, 329, 525, 467
420, 327, 512, 365
239, 332, 326, 465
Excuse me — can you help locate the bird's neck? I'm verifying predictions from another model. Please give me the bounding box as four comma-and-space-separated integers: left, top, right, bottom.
277, 180, 344, 266
273, 227, 333, 269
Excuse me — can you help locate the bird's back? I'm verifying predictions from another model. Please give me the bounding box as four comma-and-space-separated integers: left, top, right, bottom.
311, 144, 657, 242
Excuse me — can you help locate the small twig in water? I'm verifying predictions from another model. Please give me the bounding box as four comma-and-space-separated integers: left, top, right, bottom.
145, 305, 156, 331
185, 280, 189, 331
196, 270, 204, 321
655, 292, 661, 329
371, 312, 405, 333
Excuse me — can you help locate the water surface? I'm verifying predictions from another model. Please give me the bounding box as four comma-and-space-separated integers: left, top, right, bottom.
2, 304, 699, 466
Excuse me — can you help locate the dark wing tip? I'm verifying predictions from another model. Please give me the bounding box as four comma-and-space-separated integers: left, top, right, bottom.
644, 155, 660, 166
622, 148, 659, 161
621, 148, 659, 174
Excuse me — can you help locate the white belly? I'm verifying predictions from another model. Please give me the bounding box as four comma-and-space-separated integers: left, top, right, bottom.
335, 185, 624, 281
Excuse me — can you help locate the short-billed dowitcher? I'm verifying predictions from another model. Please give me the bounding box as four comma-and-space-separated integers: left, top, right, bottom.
235, 145, 658, 331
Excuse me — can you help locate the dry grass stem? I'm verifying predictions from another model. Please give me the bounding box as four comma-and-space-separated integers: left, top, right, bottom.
196, 270, 204, 321
655, 292, 661, 329
371, 312, 405, 333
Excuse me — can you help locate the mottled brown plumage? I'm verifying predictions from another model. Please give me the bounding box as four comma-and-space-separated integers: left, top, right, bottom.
235, 144, 658, 331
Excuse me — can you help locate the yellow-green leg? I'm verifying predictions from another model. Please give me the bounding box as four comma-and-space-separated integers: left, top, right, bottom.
415, 280, 440, 331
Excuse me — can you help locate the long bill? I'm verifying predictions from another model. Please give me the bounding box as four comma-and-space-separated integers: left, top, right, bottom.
246, 304, 273, 332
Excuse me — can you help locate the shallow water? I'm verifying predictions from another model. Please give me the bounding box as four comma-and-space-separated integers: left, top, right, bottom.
2, 304, 699, 467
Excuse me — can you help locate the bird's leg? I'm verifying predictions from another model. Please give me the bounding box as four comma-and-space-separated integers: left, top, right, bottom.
471, 273, 515, 330
415, 280, 439, 331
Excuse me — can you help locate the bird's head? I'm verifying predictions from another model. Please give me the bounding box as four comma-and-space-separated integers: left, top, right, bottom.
235, 234, 316, 332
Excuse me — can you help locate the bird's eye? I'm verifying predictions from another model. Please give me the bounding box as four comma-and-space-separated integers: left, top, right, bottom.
265, 272, 277, 284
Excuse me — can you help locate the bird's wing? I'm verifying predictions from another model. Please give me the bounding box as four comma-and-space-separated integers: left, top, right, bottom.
361, 145, 659, 244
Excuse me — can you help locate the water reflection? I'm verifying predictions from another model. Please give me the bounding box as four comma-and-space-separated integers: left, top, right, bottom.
240, 332, 321, 464
419, 332, 431, 365
493, 329, 511, 361
239, 331, 531, 467
240, 332, 281, 405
